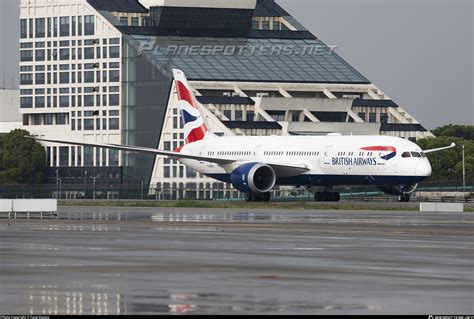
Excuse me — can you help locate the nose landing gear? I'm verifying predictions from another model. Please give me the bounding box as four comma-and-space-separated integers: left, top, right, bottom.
398, 194, 411, 202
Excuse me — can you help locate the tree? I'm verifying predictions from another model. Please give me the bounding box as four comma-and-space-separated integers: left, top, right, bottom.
432, 124, 474, 140
0, 129, 46, 184
417, 125, 474, 181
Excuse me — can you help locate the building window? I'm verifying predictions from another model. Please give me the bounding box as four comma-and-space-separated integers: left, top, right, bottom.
59, 72, 69, 84
21, 97, 33, 108
119, 17, 128, 25
252, 20, 259, 30
46, 17, 51, 37
84, 95, 94, 106
235, 110, 243, 121
358, 112, 366, 121
273, 21, 280, 30
56, 113, 67, 125
84, 47, 94, 59
52, 17, 57, 37
380, 113, 389, 123
84, 15, 94, 35
35, 49, 45, 61
29, 18, 33, 38
109, 94, 119, 106
84, 119, 94, 130
59, 147, 69, 167
262, 21, 270, 30
34, 114, 42, 126
44, 113, 53, 125
21, 19, 27, 38
267, 111, 285, 121
35, 18, 45, 38
35, 96, 45, 108
84, 146, 93, 166
109, 46, 120, 58
77, 16, 82, 36
164, 167, 170, 178
109, 70, 120, 82
109, 118, 119, 130
369, 112, 377, 123
109, 149, 119, 166
20, 50, 33, 62
84, 71, 94, 83
71, 16, 76, 36
60, 17, 70, 37
35, 73, 45, 85
131, 17, 139, 26
60, 96, 69, 107
59, 48, 69, 60
20, 74, 33, 85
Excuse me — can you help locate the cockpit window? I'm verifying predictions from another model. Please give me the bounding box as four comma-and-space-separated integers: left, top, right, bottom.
401, 152, 411, 158
421, 152, 427, 158
411, 152, 422, 158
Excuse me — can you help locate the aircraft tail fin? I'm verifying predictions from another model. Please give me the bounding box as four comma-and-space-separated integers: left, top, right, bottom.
173, 69, 213, 144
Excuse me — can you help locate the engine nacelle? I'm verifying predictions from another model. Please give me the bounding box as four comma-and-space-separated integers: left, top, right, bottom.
230, 163, 276, 194
378, 184, 418, 196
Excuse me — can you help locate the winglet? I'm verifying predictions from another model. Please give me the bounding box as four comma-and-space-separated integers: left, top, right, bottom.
423, 142, 456, 154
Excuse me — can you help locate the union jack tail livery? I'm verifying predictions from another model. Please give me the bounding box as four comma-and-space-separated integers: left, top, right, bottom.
173, 69, 212, 144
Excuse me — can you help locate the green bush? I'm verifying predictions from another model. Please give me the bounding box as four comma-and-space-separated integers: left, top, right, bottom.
0, 129, 46, 184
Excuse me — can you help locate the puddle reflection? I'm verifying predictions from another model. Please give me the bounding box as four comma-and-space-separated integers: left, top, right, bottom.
24, 283, 377, 315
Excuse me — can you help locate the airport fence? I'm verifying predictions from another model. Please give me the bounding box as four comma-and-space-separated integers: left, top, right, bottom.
0, 178, 472, 202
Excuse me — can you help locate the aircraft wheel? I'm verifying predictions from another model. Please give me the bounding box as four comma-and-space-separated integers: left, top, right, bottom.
314, 192, 322, 202
398, 194, 410, 202
245, 193, 255, 202
262, 192, 271, 202
332, 192, 341, 202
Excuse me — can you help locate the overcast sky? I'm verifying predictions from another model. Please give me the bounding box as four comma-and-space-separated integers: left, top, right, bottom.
0, 0, 472, 129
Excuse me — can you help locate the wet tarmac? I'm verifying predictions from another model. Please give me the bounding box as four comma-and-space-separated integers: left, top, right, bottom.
0, 207, 473, 315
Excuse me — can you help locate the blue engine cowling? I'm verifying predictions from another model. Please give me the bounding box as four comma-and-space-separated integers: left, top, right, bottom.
230, 163, 276, 194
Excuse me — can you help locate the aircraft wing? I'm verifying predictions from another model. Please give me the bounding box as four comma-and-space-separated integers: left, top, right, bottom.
423, 142, 456, 154
30, 137, 311, 176
29, 137, 234, 165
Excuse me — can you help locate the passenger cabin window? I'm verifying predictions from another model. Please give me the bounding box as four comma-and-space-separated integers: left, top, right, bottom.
402, 152, 411, 158
411, 152, 422, 158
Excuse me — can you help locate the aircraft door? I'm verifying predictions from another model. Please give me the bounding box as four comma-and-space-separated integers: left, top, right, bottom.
323, 145, 334, 173
254, 145, 263, 158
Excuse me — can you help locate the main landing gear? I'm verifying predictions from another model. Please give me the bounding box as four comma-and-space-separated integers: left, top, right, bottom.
314, 192, 340, 202
245, 192, 271, 202
397, 193, 411, 202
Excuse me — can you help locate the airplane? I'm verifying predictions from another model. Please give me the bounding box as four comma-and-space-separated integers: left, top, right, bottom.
31, 69, 456, 203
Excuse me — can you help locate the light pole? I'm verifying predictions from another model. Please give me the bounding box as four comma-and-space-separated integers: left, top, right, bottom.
58, 177, 62, 200
462, 145, 466, 192
93, 176, 97, 199
84, 170, 88, 199
55, 169, 59, 199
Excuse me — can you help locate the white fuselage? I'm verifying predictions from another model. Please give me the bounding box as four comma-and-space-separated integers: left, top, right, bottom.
179, 135, 432, 187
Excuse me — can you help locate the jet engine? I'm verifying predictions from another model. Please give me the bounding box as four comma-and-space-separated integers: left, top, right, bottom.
230, 163, 276, 194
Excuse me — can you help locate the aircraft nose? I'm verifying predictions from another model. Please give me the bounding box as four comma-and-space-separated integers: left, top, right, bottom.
416, 160, 432, 177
